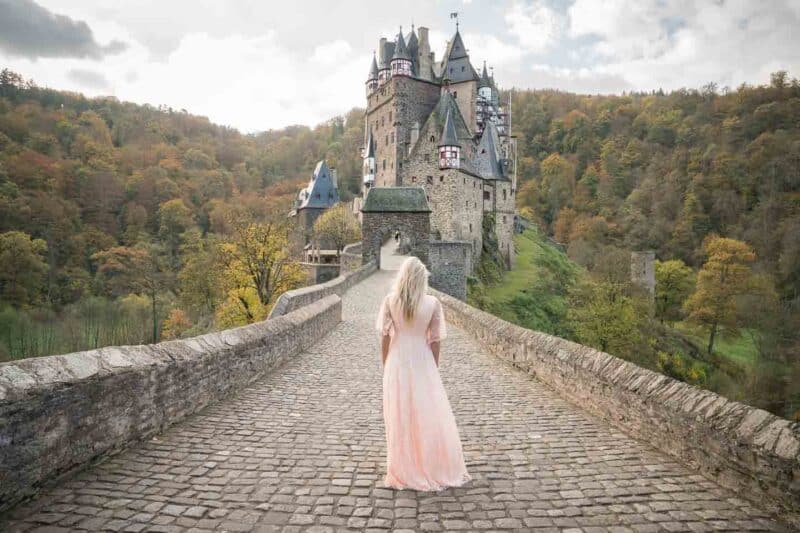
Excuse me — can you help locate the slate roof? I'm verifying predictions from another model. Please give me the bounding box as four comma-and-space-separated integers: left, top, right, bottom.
439, 108, 460, 147
361, 187, 431, 212
368, 53, 378, 80
440, 29, 479, 84
392, 28, 412, 61
297, 160, 339, 209
365, 128, 375, 158
474, 121, 508, 181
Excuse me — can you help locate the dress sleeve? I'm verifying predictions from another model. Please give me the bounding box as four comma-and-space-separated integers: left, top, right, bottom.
376, 295, 395, 337
427, 298, 447, 344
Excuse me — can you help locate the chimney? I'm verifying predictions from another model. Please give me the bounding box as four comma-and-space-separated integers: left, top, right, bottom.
418, 27, 432, 80
330, 168, 338, 189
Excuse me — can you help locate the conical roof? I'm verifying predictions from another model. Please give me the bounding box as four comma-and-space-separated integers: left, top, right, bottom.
392, 27, 412, 61
447, 29, 468, 60
407, 25, 418, 57
365, 128, 375, 158
479, 61, 491, 88
367, 52, 378, 80
439, 107, 460, 147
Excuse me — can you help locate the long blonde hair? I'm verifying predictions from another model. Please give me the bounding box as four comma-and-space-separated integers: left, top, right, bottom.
391, 257, 429, 320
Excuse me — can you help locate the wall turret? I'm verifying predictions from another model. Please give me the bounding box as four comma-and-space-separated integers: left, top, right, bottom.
366, 52, 379, 95
438, 107, 460, 169
391, 27, 413, 77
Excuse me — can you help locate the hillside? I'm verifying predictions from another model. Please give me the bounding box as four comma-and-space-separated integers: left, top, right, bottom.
0, 68, 364, 359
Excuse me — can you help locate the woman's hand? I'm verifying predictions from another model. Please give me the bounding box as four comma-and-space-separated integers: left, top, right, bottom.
430, 341, 440, 367
381, 334, 391, 367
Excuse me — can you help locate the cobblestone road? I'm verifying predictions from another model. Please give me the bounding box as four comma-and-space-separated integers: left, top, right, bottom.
2, 252, 790, 532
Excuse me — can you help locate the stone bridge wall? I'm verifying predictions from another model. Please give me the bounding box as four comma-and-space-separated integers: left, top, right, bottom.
340, 242, 363, 275
268, 260, 377, 319
0, 295, 342, 513
431, 288, 800, 524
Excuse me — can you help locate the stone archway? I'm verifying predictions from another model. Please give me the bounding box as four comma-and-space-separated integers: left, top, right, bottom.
361, 187, 431, 270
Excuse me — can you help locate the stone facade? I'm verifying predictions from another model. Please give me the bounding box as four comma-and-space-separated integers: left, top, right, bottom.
0, 295, 342, 513
431, 287, 800, 526
300, 262, 340, 284
429, 241, 472, 300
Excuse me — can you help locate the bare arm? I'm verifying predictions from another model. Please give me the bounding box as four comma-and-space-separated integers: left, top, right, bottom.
430, 341, 440, 367
381, 334, 391, 366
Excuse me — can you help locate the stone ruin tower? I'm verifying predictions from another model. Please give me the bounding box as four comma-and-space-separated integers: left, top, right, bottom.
361, 23, 517, 269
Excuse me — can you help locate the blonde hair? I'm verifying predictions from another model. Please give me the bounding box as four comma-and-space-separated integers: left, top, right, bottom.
391, 257, 429, 320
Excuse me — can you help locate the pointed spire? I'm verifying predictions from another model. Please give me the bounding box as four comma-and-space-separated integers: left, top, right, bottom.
479, 61, 491, 88
368, 52, 378, 80
439, 106, 460, 147
365, 127, 375, 158
447, 28, 467, 60
393, 26, 411, 60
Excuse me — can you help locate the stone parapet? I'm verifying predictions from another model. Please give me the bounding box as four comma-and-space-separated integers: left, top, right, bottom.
268, 260, 377, 319
430, 288, 800, 526
340, 242, 363, 275
0, 295, 342, 512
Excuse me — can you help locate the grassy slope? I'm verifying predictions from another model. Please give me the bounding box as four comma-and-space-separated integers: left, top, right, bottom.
476, 228, 578, 337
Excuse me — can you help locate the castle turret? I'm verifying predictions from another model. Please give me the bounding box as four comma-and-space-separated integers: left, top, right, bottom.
363, 128, 376, 189
438, 107, 460, 169
366, 52, 379, 95
391, 27, 413, 77
407, 25, 419, 74
377, 38, 390, 85
478, 61, 492, 100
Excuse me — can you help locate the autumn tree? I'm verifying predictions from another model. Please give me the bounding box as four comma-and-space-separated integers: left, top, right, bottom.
0, 231, 48, 307
654, 259, 694, 324
312, 203, 361, 256
217, 215, 304, 320
93, 243, 171, 342
683, 236, 757, 354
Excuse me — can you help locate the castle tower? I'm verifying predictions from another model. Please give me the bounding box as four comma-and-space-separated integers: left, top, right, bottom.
438, 108, 460, 169
440, 28, 479, 132
391, 27, 413, 77
366, 52, 378, 95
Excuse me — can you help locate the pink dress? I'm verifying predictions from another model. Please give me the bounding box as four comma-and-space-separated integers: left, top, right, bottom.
376, 293, 472, 491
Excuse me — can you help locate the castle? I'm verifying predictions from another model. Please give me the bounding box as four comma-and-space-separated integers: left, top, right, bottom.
361, 24, 517, 268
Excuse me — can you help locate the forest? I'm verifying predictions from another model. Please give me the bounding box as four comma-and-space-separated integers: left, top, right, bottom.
1, 67, 798, 418
473, 72, 799, 419
0, 68, 365, 359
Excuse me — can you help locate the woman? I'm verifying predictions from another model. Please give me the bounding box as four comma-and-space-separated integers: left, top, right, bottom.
376, 257, 472, 491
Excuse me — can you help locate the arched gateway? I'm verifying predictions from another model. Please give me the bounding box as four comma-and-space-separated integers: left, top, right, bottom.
361, 187, 430, 270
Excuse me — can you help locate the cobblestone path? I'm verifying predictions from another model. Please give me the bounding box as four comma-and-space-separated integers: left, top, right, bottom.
2, 263, 790, 532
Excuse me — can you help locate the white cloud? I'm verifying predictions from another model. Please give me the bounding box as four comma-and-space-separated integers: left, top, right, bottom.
505, 0, 562, 53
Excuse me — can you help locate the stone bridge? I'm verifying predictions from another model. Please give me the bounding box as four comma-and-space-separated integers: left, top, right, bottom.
1, 244, 797, 532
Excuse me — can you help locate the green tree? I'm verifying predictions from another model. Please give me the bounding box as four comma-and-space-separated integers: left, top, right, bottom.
93, 243, 171, 342
683, 236, 757, 354
654, 259, 695, 324
0, 231, 48, 307
312, 204, 361, 256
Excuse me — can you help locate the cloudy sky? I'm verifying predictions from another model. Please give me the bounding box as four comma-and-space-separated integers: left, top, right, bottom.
1, 0, 799, 133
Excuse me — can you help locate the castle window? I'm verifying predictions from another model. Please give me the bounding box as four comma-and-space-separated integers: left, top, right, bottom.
503, 215, 507, 223
430, 135, 435, 142
466, 200, 469, 207
473, 182, 476, 188
424, 153, 429, 163
382, 159, 386, 170
426, 175, 433, 185
454, 91, 457, 98
440, 175, 444, 182
412, 176, 417, 183
503, 189, 507, 200
390, 132, 394, 143
389, 111, 392, 122
474, 201, 477, 208
385, 135, 388, 146
481, 148, 486, 154
469, 223, 473, 232
461, 66, 465, 72
483, 191, 490, 200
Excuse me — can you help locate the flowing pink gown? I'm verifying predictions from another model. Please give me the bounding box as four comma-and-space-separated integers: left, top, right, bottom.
376, 293, 472, 491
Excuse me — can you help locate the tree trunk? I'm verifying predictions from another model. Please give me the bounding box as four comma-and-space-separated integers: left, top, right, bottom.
707, 322, 717, 355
